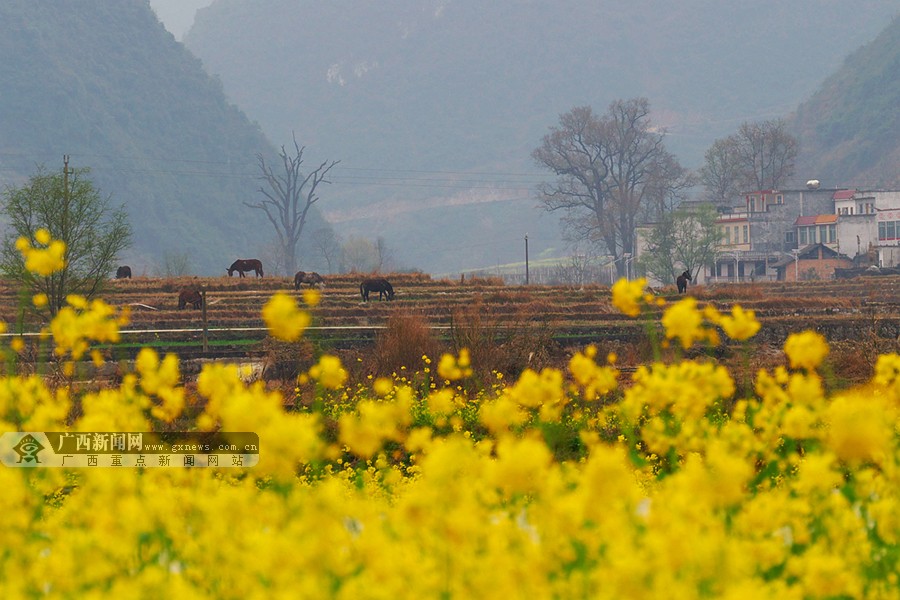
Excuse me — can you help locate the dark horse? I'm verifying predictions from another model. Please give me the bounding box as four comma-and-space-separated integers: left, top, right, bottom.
227, 258, 264, 278
115, 265, 132, 279
360, 278, 394, 302
676, 270, 692, 294
178, 288, 203, 310
294, 271, 325, 290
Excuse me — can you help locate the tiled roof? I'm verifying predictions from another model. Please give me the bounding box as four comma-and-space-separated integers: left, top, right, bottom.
795, 214, 838, 226
832, 189, 855, 200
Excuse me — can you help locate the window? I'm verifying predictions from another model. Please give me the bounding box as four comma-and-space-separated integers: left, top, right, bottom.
725, 227, 731, 244
734, 226, 739, 243
879, 222, 887, 239
786, 231, 795, 244
742, 225, 749, 244
828, 225, 836, 243
799, 228, 807, 245
775, 194, 783, 204
889, 221, 897, 240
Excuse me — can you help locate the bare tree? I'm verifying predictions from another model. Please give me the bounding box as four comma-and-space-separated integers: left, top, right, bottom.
698, 137, 742, 207
701, 119, 798, 199
247, 132, 339, 275
311, 227, 342, 274
532, 98, 690, 277
734, 119, 798, 190
340, 235, 378, 273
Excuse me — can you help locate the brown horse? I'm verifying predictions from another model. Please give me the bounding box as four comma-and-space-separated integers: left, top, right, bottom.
178, 288, 203, 310
294, 271, 325, 290
676, 270, 692, 294
115, 265, 132, 279
360, 278, 394, 302
227, 259, 264, 278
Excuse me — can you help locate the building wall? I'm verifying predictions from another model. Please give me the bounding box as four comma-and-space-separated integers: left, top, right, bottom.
781, 257, 854, 282
836, 216, 877, 261
880, 246, 900, 268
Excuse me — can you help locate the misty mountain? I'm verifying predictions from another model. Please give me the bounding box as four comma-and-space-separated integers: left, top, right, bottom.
0, 0, 332, 276
790, 16, 900, 189
183, 0, 899, 273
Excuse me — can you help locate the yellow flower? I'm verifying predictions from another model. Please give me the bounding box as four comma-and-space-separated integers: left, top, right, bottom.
34, 228, 51, 245
32, 293, 49, 308
373, 377, 393, 397
826, 394, 892, 465
661, 297, 705, 350
784, 330, 829, 371
437, 349, 472, 381
308, 354, 348, 389
17, 232, 67, 276
719, 305, 761, 341
262, 292, 310, 342
302, 288, 320, 307
611, 277, 647, 317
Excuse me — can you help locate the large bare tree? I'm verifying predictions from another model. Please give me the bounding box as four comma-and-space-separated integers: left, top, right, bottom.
532, 98, 690, 277
247, 133, 339, 275
698, 137, 742, 208
701, 119, 798, 201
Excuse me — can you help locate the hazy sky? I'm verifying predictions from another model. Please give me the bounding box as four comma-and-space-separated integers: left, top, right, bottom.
148, 0, 214, 39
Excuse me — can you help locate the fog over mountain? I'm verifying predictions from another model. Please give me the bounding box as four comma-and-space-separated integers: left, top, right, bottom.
178, 1, 899, 274
790, 15, 900, 189
0, 1, 332, 276
149, 0, 213, 40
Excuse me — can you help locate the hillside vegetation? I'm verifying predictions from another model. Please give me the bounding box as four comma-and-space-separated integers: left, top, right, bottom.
791, 16, 900, 188
0, 0, 332, 275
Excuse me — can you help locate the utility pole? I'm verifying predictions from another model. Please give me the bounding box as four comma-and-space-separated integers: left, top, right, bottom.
524, 234, 529, 285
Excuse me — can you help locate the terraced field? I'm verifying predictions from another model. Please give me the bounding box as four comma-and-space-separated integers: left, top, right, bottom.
3, 273, 899, 385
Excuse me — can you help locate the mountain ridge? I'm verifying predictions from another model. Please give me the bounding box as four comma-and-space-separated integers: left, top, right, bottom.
0, 0, 332, 276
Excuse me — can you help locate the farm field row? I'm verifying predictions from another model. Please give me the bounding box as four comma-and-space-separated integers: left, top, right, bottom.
2, 273, 898, 352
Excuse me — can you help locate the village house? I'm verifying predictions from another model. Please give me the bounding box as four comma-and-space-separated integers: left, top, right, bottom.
710, 184, 900, 282
633, 184, 900, 287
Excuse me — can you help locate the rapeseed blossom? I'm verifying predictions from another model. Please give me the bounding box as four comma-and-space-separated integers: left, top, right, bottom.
16, 228, 66, 276
784, 330, 829, 371
719, 304, 762, 341
262, 292, 311, 341
611, 277, 646, 317
437, 348, 472, 381
308, 354, 348, 389
4, 267, 900, 597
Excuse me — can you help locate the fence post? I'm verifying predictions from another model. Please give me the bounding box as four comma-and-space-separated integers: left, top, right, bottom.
201, 286, 208, 353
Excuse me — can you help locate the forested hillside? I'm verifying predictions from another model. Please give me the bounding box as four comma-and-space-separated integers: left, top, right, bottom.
0, 0, 332, 275
790, 16, 900, 189
182, 0, 899, 273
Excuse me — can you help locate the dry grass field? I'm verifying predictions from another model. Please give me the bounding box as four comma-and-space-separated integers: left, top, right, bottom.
3, 272, 899, 392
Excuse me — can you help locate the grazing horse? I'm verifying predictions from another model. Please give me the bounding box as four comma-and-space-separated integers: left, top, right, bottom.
115, 265, 132, 279
360, 278, 394, 302
178, 288, 203, 310
676, 270, 692, 294
227, 258, 264, 278
294, 271, 325, 290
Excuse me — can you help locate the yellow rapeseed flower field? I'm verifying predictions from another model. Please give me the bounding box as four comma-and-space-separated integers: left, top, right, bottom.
3, 236, 900, 597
